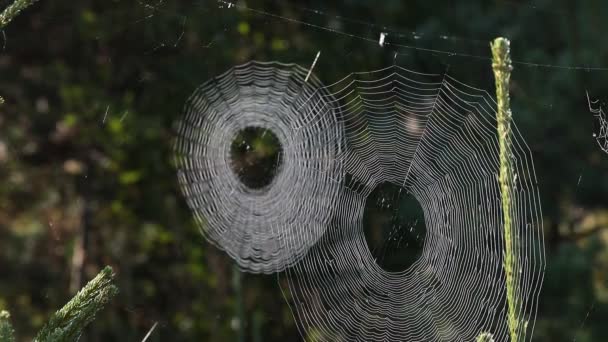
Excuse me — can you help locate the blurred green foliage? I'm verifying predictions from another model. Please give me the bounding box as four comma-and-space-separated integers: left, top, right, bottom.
0, 0, 607, 341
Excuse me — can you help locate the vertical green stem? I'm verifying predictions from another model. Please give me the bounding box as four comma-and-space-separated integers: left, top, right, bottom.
252, 310, 263, 342
232, 266, 245, 342
0, 0, 41, 29
491, 37, 518, 342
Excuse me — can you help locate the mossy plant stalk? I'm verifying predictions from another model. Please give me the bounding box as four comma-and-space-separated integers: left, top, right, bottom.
0, 0, 41, 29
491, 37, 519, 342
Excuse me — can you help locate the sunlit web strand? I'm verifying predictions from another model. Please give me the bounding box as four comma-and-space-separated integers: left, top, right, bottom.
241, 0, 492, 46
277, 65, 545, 341
216, 0, 608, 72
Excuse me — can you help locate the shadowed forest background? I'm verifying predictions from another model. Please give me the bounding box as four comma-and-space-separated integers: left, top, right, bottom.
1, 0, 608, 341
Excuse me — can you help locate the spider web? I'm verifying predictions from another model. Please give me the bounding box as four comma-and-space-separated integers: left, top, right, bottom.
6, 0, 608, 340
173, 61, 343, 273
173, 61, 546, 341
588, 92, 608, 154
110, 0, 599, 340
279, 65, 544, 341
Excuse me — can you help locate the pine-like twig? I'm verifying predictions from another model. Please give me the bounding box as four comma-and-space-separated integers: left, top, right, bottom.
0, 311, 16, 342
34, 266, 118, 342
1, 0, 44, 104
0, 0, 40, 29
491, 37, 519, 342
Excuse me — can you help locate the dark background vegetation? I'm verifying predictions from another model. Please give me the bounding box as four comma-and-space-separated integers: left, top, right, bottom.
1, 0, 607, 341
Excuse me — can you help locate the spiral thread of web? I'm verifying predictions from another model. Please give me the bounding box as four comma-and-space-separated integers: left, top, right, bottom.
277, 66, 545, 341
173, 61, 342, 273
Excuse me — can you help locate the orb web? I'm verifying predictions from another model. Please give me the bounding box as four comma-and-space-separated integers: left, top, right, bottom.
173, 61, 545, 341
277, 65, 545, 341
173, 61, 343, 273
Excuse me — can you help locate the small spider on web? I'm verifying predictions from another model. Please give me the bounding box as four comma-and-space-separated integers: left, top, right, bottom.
587, 91, 608, 154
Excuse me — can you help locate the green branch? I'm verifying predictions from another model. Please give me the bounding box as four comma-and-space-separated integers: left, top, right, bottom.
491, 37, 519, 342
0, 311, 15, 342
0, 0, 41, 29
1, 0, 44, 104
34, 266, 118, 342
